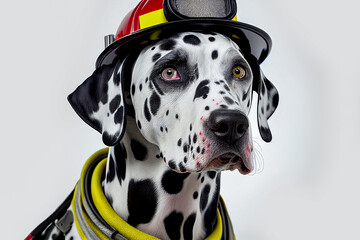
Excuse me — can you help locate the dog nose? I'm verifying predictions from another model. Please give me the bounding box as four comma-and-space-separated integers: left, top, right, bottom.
207, 109, 249, 144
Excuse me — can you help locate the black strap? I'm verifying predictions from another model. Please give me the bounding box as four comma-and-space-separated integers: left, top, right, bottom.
219, 196, 235, 240
29, 188, 75, 239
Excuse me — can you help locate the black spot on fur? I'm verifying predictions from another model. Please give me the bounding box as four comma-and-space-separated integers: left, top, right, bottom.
183, 213, 196, 240
208, 37, 215, 42
131, 84, 135, 96
139, 84, 142, 91
161, 170, 190, 194
207, 171, 216, 179
130, 139, 147, 161
127, 179, 157, 226
224, 96, 234, 105
166, 110, 169, 115
193, 134, 197, 144
201, 176, 204, 183
193, 191, 198, 199
149, 91, 161, 115
205, 106, 210, 110
183, 144, 188, 153
114, 143, 126, 184
137, 120, 142, 129
164, 211, 184, 240
183, 34, 201, 45
160, 39, 176, 50
151, 47, 155, 50
211, 50, 218, 60
179, 162, 186, 173
224, 84, 230, 91
219, 91, 225, 95
193, 80, 210, 101
220, 104, 228, 109
195, 146, 200, 153
152, 53, 161, 62
184, 156, 188, 163
177, 138, 182, 146
160, 126, 163, 132
200, 184, 211, 212
114, 106, 124, 124
190, 124, 192, 131
144, 99, 151, 121
175, 114, 179, 119
168, 160, 176, 170
106, 154, 116, 183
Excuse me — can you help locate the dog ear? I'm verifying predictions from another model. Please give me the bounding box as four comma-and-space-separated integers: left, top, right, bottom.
247, 55, 279, 142
68, 60, 127, 146
253, 69, 279, 142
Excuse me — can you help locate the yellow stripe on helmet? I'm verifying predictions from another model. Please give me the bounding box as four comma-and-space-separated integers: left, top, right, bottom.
139, 8, 238, 30
139, 9, 168, 29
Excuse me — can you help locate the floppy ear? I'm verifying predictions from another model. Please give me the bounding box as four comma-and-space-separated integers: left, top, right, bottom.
254, 69, 279, 142
68, 59, 127, 146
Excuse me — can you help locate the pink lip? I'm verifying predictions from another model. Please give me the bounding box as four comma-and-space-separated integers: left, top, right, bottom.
205, 153, 252, 175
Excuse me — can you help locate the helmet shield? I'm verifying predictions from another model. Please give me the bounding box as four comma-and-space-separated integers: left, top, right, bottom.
164, 0, 237, 20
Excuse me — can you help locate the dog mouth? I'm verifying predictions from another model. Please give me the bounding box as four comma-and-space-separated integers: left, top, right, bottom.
206, 153, 252, 175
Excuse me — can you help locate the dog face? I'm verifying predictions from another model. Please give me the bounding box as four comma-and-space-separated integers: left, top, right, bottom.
131, 32, 255, 174
68, 31, 279, 174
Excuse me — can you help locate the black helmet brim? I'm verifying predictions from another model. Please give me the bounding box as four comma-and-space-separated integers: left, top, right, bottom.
96, 19, 272, 68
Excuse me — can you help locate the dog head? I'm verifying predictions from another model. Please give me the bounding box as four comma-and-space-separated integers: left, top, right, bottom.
68, 31, 279, 174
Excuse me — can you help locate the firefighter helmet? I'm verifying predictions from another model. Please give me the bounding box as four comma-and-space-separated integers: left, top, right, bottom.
96, 0, 272, 68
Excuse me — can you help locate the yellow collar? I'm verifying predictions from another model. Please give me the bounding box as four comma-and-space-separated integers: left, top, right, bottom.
72, 148, 225, 240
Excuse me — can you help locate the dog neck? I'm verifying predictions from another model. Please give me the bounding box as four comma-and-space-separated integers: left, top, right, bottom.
103, 116, 221, 240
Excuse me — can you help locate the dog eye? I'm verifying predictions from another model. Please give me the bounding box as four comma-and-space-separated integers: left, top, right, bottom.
233, 65, 246, 79
161, 67, 180, 81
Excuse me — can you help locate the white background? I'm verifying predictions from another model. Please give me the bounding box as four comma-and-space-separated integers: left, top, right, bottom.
1, 0, 359, 239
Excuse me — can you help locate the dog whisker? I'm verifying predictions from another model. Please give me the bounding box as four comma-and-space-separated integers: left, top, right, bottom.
249, 139, 264, 175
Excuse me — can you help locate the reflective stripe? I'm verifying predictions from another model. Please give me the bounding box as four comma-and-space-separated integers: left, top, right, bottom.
139, 9, 168, 29
139, 9, 237, 30
72, 184, 92, 240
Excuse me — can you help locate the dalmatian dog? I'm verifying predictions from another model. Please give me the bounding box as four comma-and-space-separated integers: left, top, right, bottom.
33, 31, 278, 240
